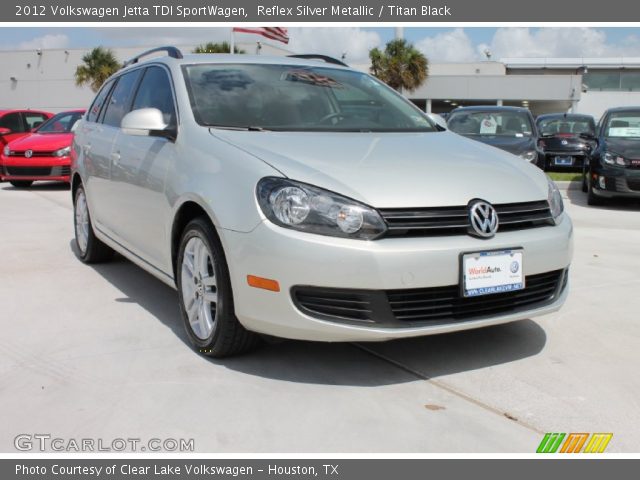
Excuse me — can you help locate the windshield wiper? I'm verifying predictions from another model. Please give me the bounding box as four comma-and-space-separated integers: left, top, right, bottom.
209, 125, 270, 132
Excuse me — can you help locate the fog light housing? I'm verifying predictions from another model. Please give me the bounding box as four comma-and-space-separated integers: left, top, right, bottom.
598, 176, 606, 189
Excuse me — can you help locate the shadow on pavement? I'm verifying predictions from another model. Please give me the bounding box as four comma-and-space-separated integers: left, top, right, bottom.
1, 181, 70, 192
566, 186, 640, 210
71, 240, 548, 387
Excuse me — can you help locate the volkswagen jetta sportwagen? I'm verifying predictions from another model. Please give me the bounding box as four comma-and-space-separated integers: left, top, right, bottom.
71, 47, 573, 357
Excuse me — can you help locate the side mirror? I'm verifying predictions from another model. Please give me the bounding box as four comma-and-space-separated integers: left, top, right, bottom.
0, 127, 12, 136
121, 108, 175, 140
426, 113, 447, 130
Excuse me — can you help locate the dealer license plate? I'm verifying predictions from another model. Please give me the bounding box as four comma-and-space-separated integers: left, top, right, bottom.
554, 156, 573, 166
462, 249, 524, 297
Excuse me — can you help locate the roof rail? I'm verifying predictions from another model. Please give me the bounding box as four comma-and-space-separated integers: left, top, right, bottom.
123, 46, 183, 68
287, 54, 348, 67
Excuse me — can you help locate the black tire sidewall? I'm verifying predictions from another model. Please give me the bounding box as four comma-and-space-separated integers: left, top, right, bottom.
176, 218, 234, 351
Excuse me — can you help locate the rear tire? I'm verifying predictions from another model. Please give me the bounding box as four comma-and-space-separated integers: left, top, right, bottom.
581, 170, 588, 193
73, 185, 114, 263
176, 217, 260, 358
10, 181, 32, 188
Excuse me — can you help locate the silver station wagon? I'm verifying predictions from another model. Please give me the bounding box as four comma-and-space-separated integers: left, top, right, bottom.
71, 47, 573, 357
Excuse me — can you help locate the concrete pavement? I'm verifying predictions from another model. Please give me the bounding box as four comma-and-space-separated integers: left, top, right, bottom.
0, 181, 638, 452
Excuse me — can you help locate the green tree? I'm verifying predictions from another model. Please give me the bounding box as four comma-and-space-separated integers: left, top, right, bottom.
369, 39, 428, 92
74, 47, 121, 93
193, 42, 246, 54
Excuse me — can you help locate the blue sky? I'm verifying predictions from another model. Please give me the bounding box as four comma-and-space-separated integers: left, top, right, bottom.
0, 27, 639, 63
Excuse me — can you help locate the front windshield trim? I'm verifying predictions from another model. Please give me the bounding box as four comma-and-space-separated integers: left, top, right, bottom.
181, 62, 437, 133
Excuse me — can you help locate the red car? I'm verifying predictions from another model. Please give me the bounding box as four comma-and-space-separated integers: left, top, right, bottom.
1, 110, 84, 187
0, 109, 53, 147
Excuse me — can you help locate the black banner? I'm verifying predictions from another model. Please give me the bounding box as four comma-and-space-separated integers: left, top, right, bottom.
4, 0, 640, 22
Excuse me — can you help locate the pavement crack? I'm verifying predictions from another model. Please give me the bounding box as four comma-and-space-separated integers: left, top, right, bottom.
351, 342, 543, 434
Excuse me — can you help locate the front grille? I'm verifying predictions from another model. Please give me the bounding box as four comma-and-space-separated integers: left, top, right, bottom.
626, 177, 640, 192
379, 200, 553, 237
5, 166, 52, 176
292, 269, 567, 327
9, 151, 56, 157
387, 270, 563, 323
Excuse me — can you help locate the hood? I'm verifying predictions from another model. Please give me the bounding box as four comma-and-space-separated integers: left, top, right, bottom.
602, 137, 640, 159
458, 134, 536, 156
6, 133, 73, 152
211, 129, 549, 208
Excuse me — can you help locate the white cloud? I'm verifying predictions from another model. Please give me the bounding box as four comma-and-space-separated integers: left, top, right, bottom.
16, 34, 69, 50
415, 27, 640, 63
286, 27, 381, 64
416, 28, 477, 63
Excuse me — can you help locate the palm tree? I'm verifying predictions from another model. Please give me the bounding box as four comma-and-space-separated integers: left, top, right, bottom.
193, 42, 246, 54
74, 47, 121, 93
369, 39, 428, 93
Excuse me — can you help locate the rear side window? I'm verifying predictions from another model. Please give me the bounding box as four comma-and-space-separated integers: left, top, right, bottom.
24, 113, 48, 130
0, 112, 24, 132
86, 80, 115, 123
131, 66, 177, 126
102, 69, 143, 128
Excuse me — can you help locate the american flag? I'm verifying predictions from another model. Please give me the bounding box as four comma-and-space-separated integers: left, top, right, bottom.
232, 27, 289, 44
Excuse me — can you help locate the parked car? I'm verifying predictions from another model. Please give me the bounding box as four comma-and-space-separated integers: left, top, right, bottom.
447, 106, 544, 168
72, 48, 573, 357
0, 109, 53, 159
1, 110, 84, 188
584, 106, 640, 205
536, 113, 596, 171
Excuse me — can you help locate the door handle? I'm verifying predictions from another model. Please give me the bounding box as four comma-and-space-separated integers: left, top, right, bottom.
83, 144, 91, 155
111, 151, 121, 165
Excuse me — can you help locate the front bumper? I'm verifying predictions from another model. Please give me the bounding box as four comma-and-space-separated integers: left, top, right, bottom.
0, 154, 71, 182
590, 166, 640, 199
220, 215, 573, 342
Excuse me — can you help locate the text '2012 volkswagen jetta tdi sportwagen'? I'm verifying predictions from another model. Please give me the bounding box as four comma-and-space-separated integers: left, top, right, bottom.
71, 47, 573, 357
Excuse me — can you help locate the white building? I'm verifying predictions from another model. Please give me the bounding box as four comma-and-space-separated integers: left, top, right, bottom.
402, 57, 640, 119
1, 44, 639, 120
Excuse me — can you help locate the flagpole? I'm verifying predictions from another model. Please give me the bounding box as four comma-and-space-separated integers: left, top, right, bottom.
230, 28, 235, 54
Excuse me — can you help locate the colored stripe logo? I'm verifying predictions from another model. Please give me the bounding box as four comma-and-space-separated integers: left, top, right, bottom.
537, 433, 613, 453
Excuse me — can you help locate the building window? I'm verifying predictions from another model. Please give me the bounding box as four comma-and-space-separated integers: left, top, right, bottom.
621, 72, 640, 91
583, 72, 621, 91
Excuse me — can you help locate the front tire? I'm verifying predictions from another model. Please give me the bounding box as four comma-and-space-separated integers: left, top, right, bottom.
176, 217, 260, 357
587, 171, 605, 206
73, 185, 114, 263
10, 181, 33, 188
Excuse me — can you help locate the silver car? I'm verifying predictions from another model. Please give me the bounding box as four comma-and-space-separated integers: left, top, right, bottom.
71, 47, 573, 357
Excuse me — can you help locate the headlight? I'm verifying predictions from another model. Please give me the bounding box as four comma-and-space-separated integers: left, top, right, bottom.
602, 151, 628, 167
257, 177, 387, 240
2, 145, 10, 156
547, 178, 564, 221
53, 146, 71, 157
519, 150, 537, 163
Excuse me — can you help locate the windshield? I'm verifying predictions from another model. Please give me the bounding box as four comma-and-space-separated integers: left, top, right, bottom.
448, 110, 533, 137
604, 112, 640, 138
36, 111, 83, 134
182, 63, 436, 132
538, 117, 595, 136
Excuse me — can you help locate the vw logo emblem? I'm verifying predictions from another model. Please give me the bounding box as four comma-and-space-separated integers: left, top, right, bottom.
25, 150, 33, 158
510, 261, 520, 273
561, 139, 568, 145
468, 200, 499, 238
